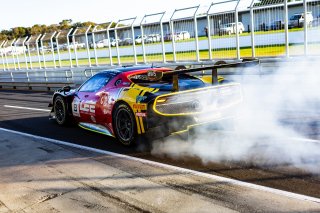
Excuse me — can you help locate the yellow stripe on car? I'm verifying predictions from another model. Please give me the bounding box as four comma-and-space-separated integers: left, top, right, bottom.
137, 89, 148, 134
152, 83, 242, 117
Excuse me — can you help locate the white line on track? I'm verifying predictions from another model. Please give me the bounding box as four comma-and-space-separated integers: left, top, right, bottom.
3, 105, 51, 112
0, 127, 320, 204
291, 137, 320, 144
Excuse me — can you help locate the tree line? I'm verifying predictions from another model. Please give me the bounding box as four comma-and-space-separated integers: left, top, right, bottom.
0, 19, 116, 41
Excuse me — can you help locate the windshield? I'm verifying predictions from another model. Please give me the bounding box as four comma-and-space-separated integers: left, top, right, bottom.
290, 15, 301, 20
222, 23, 232, 28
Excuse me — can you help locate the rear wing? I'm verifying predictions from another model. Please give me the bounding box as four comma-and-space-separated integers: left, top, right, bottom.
165, 59, 259, 91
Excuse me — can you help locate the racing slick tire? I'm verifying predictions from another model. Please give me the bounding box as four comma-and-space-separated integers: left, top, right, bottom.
53, 96, 69, 125
113, 103, 137, 146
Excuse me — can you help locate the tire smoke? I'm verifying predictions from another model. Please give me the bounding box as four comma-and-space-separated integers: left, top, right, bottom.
151, 59, 320, 173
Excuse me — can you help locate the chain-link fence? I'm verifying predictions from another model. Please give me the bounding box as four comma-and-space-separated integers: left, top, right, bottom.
1, 0, 320, 71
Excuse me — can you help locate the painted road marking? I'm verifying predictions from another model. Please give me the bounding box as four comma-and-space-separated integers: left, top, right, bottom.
0, 127, 319, 204
291, 137, 320, 144
3, 105, 51, 112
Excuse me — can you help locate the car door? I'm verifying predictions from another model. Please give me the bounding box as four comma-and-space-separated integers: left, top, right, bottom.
72, 73, 113, 124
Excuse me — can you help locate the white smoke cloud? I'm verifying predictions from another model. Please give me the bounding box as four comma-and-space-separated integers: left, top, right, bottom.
151, 59, 320, 173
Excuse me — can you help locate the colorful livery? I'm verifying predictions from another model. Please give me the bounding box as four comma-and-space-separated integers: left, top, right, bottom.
49, 63, 253, 145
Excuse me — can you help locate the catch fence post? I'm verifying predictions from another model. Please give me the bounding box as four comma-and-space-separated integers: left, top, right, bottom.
10, 39, 17, 70
3, 41, 10, 70
284, 0, 289, 58
303, 0, 308, 55
40, 34, 47, 69
170, 10, 177, 63
131, 17, 138, 65
72, 28, 79, 67
26, 37, 33, 69
235, 0, 241, 60
107, 22, 114, 66
91, 26, 98, 66
207, 3, 214, 60
193, 5, 200, 62
50, 32, 57, 68
114, 22, 121, 65
85, 25, 92, 67
0, 41, 6, 71
66, 28, 74, 67
159, 12, 166, 63
14, 38, 21, 70
35, 34, 42, 69
140, 15, 147, 64
22, 37, 29, 70
55, 31, 62, 67
250, 0, 256, 57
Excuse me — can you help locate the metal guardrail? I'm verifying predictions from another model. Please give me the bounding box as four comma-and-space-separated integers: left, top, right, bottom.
0, 59, 263, 91
0, 81, 75, 91
0, 69, 76, 91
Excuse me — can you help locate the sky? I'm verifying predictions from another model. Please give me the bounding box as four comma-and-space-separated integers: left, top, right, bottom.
0, 0, 221, 30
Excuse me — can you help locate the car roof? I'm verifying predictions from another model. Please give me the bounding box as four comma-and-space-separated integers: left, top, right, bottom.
99, 66, 154, 74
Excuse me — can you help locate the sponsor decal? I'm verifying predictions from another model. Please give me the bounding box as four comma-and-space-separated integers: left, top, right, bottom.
133, 103, 147, 111
100, 92, 110, 106
136, 95, 147, 103
80, 102, 95, 113
136, 112, 147, 117
131, 75, 148, 80
91, 115, 96, 123
72, 98, 80, 117
147, 70, 157, 81
97, 92, 113, 114
147, 70, 163, 81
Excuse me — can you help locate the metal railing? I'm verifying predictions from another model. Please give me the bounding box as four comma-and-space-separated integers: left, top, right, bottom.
0, 0, 319, 72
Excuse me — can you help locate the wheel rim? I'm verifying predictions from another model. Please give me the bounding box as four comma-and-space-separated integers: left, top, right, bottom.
55, 99, 65, 123
116, 108, 134, 143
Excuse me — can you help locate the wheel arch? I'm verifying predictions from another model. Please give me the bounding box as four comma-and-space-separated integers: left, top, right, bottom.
112, 100, 140, 145
112, 100, 137, 131
53, 93, 73, 115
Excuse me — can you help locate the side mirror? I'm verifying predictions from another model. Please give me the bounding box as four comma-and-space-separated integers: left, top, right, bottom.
63, 86, 71, 92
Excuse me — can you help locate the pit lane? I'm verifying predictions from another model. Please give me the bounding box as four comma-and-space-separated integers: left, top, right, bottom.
0, 89, 320, 199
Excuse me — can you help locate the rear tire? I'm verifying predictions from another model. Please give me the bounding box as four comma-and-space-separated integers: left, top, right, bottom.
113, 103, 137, 146
54, 96, 69, 125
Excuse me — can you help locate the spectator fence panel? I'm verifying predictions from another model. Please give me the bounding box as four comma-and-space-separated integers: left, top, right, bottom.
170, 6, 200, 63
140, 12, 166, 63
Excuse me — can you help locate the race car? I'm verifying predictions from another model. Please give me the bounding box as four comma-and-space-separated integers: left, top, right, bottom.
49, 62, 256, 146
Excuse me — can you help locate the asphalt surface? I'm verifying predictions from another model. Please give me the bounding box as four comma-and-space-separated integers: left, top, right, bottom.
1, 89, 320, 199
2, 129, 320, 212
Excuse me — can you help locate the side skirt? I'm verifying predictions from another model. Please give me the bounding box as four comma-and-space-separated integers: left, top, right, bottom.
79, 122, 115, 138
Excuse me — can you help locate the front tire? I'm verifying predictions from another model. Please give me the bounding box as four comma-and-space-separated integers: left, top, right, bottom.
54, 96, 68, 125
113, 103, 137, 146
